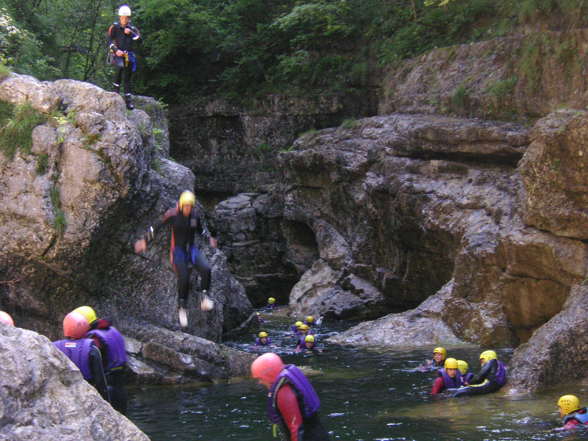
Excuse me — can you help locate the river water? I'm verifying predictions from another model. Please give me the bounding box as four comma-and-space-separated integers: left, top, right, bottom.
126, 310, 588, 441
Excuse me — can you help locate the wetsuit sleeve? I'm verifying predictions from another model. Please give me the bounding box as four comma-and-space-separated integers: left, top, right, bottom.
195, 209, 215, 240
431, 377, 445, 395
107, 24, 119, 52
89, 346, 110, 402
563, 419, 580, 430
276, 384, 303, 441
469, 359, 496, 385
144, 207, 176, 243
128, 24, 141, 41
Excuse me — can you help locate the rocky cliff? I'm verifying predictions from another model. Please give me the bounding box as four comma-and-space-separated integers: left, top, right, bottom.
0, 72, 253, 383
277, 110, 588, 392
169, 94, 376, 199
380, 30, 588, 121
0, 323, 149, 441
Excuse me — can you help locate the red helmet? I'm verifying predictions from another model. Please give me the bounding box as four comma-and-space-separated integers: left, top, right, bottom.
63, 311, 90, 339
251, 353, 284, 388
0, 310, 14, 326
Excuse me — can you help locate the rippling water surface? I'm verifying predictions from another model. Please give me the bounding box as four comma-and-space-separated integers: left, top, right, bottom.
126, 310, 588, 441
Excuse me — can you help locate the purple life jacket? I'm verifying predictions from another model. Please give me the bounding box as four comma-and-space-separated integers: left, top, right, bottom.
563, 408, 588, 425
255, 337, 272, 346
267, 365, 321, 424
439, 368, 463, 389
493, 360, 507, 386
463, 372, 474, 384
87, 326, 127, 371
53, 338, 93, 380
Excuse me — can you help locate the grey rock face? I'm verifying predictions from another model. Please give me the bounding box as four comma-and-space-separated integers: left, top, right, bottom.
0, 73, 252, 376
279, 112, 587, 352
506, 284, 588, 392
212, 191, 315, 306
0, 324, 149, 441
169, 94, 376, 195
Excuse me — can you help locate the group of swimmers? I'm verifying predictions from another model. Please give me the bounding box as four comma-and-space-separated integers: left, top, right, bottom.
421, 345, 587, 431
1, 307, 586, 436
421, 346, 506, 397
255, 298, 323, 355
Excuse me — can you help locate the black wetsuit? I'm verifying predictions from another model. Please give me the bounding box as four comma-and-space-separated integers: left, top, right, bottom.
453, 359, 504, 397
107, 22, 140, 97
89, 346, 110, 401
147, 206, 214, 308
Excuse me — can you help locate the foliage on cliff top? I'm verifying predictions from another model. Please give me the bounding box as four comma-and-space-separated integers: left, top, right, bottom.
0, 102, 46, 159
3, 0, 588, 103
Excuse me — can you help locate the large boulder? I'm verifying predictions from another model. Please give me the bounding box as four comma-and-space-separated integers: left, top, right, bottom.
506, 284, 588, 392
0, 324, 149, 441
0, 73, 252, 378
519, 109, 588, 239
279, 112, 587, 350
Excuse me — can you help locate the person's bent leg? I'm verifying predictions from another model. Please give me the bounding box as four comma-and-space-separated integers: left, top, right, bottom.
175, 259, 191, 308
113, 67, 123, 93
123, 66, 134, 109
193, 252, 212, 292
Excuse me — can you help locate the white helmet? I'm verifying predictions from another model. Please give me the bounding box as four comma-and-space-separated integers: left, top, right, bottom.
118, 5, 131, 16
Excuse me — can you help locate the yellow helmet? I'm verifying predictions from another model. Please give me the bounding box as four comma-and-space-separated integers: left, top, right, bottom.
305, 335, 315, 343
258, 331, 268, 338
479, 350, 497, 364
558, 395, 581, 415
72, 306, 97, 325
457, 360, 469, 375
295, 321, 303, 328
444, 358, 458, 369
268, 297, 276, 304
433, 347, 447, 359
299, 324, 310, 331
305, 315, 314, 323
179, 190, 196, 210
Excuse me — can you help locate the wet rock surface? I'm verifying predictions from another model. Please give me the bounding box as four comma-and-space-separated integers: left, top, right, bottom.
0, 324, 149, 441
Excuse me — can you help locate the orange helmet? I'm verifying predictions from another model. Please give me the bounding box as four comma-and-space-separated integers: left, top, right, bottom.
63, 311, 90, 339
251, 352, 284, 388
0, 310, 14, 326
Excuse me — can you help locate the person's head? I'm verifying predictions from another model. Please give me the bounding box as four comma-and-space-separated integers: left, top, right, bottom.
433, 347, 447, 363
456, 360, 469, 375
267, 297, 276, 305
304, 334, 315, 348
479, 350, 497, 366
178, 190, 196, 216
258, 331, 268, 344
72, 306, 97, 327
63, 311, 90, 339
294, 321, 303, 329
299, 324, 310, 334
558, 395, 581, 418
118, 5, 131, 25
0, 310, 14, 326
305, 315, 314, 324
251, 352, 284, 388
444, 358, 458, 378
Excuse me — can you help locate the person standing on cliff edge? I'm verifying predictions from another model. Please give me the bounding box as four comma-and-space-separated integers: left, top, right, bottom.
134, 190, 217, 327
108, 4, 140, 110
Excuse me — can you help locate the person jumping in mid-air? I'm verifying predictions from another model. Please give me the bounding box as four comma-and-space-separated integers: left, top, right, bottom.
134, 190, 217, 327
